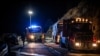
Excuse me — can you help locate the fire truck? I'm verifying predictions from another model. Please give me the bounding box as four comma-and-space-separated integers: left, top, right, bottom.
26, 25, 43, 42
52, 18, 99, 51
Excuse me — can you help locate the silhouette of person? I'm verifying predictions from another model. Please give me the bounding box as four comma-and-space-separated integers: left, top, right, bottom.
21, 33, 25, 46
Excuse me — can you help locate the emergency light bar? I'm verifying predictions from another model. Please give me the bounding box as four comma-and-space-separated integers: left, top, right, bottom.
28, 25, 41, 29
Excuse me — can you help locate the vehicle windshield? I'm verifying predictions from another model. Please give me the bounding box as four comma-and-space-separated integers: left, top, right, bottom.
70, 23, 92, 32
28, 27, 42, 33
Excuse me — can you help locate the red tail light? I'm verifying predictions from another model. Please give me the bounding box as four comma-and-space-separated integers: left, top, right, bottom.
93, 37, 96, 42
69, 36, 75, 42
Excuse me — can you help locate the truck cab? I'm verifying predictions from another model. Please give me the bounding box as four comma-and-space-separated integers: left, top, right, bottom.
53, 18, 99, 51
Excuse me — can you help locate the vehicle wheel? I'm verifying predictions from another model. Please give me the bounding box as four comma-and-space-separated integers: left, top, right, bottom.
60, 41, 66, 48
66, 43, 74, 52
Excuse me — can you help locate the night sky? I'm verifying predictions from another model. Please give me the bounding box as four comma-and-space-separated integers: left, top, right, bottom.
0, 0, 80, 34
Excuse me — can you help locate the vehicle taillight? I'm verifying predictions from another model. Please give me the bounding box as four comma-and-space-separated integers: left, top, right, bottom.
70, 36, 75, 42
93, 37, 96, 42
92, 37, 98, 47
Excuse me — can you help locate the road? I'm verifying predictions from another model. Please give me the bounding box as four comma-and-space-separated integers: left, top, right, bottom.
17, 42, 55, 56
45, 43, 100, 56
12, 42, 100, 56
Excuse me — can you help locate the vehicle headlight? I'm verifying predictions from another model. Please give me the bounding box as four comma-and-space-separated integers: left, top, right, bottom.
75, 42, 81, 47
92, 43, 97, 47
30, 35, 35, 39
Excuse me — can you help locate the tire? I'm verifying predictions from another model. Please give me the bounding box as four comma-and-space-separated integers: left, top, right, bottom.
65, 41, 74, 52
60, 40, 66, 48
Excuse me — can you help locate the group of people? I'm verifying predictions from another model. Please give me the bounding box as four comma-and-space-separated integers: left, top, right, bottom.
1, 33, 19, 56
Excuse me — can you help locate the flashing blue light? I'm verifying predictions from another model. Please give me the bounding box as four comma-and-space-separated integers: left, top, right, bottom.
28, 25, 42, 33
28, 25, 41, 29
31, 25, 38, 28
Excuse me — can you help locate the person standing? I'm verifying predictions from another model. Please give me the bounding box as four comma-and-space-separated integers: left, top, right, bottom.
21, 33, 25, 46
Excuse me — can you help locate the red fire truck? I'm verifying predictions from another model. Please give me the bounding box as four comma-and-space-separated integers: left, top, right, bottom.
26, 25, 43, 42
52, 18, 99, 51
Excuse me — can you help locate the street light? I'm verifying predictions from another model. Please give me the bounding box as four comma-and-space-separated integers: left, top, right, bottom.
28, 10, 33, 26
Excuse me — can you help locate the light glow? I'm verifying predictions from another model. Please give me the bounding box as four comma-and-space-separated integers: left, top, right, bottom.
57, 35, 60, 43
92, 43, 97, 47
76, 19, 78, 22
76, 18, 81, 22
29, 35, 35, 39
29, 25, 41, 29
82, 19, 85, 22
75, 42, 81, 47
28, 10, 33, 15
89, 21, 92, 23
97, 40, 100, 43
71, 21, 74, 23
86, 19, 88, 22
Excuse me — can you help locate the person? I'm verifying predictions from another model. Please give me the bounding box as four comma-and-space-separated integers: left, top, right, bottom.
21, 33, 25, 46
4, 33, 17, 56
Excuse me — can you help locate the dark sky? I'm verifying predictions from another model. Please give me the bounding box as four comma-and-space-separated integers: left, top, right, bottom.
0, 0, 80, 34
